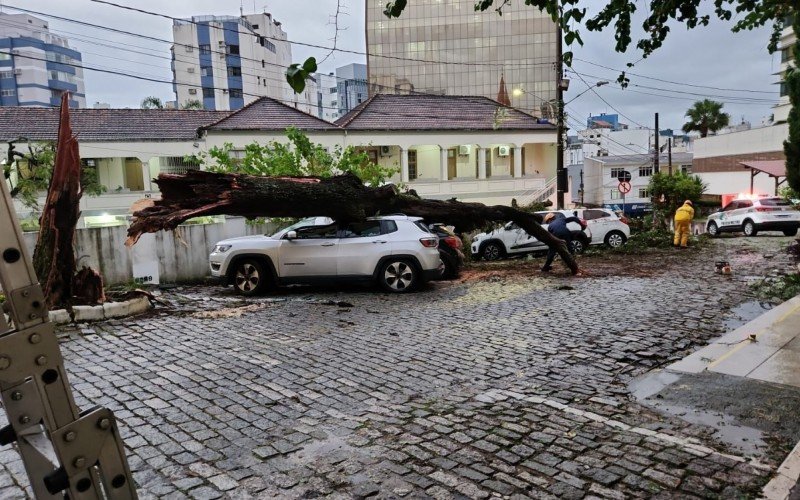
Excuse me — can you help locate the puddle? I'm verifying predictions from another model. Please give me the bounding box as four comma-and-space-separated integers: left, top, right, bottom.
629, 369, 683, 401
722, 300, 773, 330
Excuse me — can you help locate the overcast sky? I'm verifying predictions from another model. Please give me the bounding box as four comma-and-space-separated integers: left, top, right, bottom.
15, 0, 781, 132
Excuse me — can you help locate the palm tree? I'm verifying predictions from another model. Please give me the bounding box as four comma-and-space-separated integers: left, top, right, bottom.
682, 99, 730, 137
181, 99, 204, 110
140, 96, 164, 110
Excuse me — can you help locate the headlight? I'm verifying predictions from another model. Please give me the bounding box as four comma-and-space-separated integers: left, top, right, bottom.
213, 244, 232, 253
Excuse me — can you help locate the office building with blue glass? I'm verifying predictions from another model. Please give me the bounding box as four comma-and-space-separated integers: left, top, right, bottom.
0, 13, 86, 108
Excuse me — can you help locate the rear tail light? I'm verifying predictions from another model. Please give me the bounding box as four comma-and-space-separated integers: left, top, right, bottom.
420, 237, 439, 248
755, 207, 773, 212
619, 216, 630, 225
443, 235, 462, 249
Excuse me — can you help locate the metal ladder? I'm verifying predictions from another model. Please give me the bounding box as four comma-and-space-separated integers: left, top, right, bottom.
0, 177, 137, 498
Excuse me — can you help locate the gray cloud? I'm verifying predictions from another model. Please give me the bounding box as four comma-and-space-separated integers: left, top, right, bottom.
17, 0, 779, 129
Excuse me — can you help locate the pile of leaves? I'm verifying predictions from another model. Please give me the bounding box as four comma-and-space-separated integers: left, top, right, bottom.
752, 274, 800, 304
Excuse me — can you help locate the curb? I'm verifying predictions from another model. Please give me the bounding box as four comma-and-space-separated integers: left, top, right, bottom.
48, 296, 152, 324
761, 439, 800, 499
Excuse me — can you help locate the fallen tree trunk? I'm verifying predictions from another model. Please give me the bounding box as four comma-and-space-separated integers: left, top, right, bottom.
127, 171, 580, 274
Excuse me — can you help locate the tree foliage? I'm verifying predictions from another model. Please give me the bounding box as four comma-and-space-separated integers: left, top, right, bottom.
199, 127, 399, 187
681, 99, 731, 138
141, 96, 164, 109
181, 99, 204, 110
648, 171, 706, 219
288, 1, 793, 92
3, 140, 105, 209
785, 15, 800, 193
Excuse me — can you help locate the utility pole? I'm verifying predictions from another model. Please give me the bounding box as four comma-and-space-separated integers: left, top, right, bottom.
555, 25, 565, 210
579, 169, 584, 206
668, 137, 673, 175
653, 112, 660, 174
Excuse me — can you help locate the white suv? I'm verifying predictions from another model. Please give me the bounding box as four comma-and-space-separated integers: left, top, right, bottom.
471, 212, 592, 261
209, 216, 442, 295
564, 209, 630, 248
706, 197, 800, 237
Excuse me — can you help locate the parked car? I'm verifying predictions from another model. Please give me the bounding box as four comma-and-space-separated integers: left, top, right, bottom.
270, 216, 333, 239
561, 208, 630, 248
209, 215, 442, 295
706, 197, 800, 237
428, 223, 464, 279
471, 212, 592, 261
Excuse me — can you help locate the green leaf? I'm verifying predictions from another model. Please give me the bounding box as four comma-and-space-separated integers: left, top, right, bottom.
302, 57, 318, 73
383, 0, 407, 18
285, 63, 307, 94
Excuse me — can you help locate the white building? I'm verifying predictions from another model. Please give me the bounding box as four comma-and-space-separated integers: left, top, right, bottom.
775, 16, 796, 123
315, 72, 340, 122
171, 13, 310, 112
0, 13, 86, 108
581, 153, 693, 215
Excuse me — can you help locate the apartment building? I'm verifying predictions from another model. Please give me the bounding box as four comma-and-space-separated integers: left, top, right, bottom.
315, 72, 340, 122
336, 63, 368, 116
775, 14, 796, 123
171, 13, 310, 112
365, 0, 558, 115
0, 13, 86, 108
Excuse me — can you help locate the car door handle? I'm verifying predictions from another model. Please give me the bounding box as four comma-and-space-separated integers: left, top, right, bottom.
372, 240, 387, 244
321, 242, 336, 247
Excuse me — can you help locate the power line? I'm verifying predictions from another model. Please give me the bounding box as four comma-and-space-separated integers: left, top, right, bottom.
76, 1, 556, 69
572, 57, 777, 95
568, 70, 649, 129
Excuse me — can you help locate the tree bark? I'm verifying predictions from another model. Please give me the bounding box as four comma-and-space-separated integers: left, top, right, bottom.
127, 171, 580, 274
32, 94, 82, 309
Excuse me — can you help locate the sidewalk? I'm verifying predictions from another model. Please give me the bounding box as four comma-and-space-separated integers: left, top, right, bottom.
665, 295, 800, 499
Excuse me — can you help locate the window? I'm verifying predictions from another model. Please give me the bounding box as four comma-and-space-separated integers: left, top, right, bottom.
583, 209, 609, 221
638, 188, 651, 198
383, 220, 398, 234
160, 156, 201, 175
329, 87, 337, 94
226, 44, 240, 55
760, 198, 792, 207
294, 224, 338, 239
610, 167, 625, 179
202, 88, 214, 98
408, 150, 418, 180
610, 190, 622, 200
681, 164, 692, 174
263, 39, 276, 53
229, 88, 243, 99
185, 45, 193, 53
199, 44, 211, 55
341, 221, 382, 238
639, 166, 653, 177
200, 66, 212, 77
0, 71, 12, 79
227, 66, 242, 77
188, 88, 197, 95
0, 89, 15, 96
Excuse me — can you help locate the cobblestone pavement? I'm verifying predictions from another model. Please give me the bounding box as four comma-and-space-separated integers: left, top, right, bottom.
1, 236, 798, 499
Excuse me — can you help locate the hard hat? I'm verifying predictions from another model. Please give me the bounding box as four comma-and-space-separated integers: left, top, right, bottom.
543, 212, 556, 223
684, 200, 693, 206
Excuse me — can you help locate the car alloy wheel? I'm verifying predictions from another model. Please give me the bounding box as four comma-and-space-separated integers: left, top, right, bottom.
743, 220, 757, 237
381, 260, 417, 292
604, 231, 626, 248
569, 239, 585, 254
707, 221, 719, 237
482, 242, 502, 261
233, 259, 265, 295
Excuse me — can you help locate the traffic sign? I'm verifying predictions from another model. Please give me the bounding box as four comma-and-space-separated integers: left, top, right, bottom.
617, 170, 632, 183
618, 181, 632, 194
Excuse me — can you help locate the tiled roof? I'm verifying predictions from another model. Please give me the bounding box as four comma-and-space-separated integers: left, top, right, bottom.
335, 94, 555, 131
0, 107, 228, 142
204, 97, 339, 131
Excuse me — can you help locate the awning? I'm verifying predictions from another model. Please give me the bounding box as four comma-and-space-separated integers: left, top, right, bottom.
740, 160, 786, 178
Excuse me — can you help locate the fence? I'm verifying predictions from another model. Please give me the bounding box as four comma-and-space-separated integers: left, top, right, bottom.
22, 217, 280, 286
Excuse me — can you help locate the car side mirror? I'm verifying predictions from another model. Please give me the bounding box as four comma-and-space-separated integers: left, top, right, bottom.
286, 230, 297, 240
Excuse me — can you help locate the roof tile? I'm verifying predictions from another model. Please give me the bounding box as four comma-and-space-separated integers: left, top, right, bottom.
204, 97, 339, 131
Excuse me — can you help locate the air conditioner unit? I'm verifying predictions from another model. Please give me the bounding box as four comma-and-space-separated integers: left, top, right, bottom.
218, 41, 226, 46
458, 145, 470, 156
188, 88, 197, 95
379, 145, 391, 156
497, 146, 510, 157
187, 67, 195, 73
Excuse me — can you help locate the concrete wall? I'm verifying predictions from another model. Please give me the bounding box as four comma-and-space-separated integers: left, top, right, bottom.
21, 217, 279, 286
